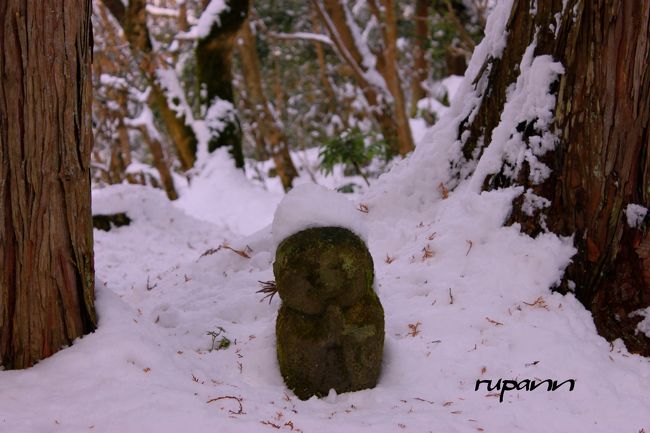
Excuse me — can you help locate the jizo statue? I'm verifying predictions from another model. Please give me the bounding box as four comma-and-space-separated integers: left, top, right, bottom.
273, 226, 384, 400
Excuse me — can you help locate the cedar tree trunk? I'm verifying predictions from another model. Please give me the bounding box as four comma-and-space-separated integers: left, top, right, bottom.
460, 0, 650, 355
0, 0, 97, 369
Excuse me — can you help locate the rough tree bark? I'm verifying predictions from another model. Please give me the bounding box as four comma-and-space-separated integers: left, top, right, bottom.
196, 0, 249, 168
0, 0, 97, 369
460, 0, 650, 355
237, 17, 298, 191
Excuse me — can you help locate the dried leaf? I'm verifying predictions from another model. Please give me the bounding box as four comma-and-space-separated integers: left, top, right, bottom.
523, 296, 548, 309
438, 182, 449, 199
222, 243, 252, 259
407, 321, 422, 337
421, 244, 434, 261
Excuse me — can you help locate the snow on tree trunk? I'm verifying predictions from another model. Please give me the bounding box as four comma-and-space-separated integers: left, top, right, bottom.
0, 0, 97, 369
196, 0, 248, 168
106, 0, 198, 172
313, 0, 415, 158
457, 0, 650, 355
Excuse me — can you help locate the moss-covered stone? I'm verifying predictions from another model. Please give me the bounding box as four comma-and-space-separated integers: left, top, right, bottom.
274, 227, 384, 400
274, 227, 374, 315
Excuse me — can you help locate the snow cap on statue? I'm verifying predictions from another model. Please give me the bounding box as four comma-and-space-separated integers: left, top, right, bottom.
271, 183, 368, 246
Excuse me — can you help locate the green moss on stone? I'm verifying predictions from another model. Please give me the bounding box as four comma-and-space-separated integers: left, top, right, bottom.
274, 227, 374, 315
274, 227, 384, 400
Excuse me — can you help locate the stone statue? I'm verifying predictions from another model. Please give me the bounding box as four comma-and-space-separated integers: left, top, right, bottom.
274, 226, 384, 400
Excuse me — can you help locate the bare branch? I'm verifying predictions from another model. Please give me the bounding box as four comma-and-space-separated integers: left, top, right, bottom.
268, 31, 333, 46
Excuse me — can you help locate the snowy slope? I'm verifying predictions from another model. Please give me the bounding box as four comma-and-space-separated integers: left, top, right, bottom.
1, 168, 649, 432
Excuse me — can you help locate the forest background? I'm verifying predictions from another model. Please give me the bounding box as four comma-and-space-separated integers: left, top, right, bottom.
92, 0, 487, 197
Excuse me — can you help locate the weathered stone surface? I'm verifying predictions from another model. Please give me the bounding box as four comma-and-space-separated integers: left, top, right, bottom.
274, 226, 384, 400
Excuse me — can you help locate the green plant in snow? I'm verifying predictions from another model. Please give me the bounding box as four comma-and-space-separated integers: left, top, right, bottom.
319, 128, 387, 187
206, 327, 231, 352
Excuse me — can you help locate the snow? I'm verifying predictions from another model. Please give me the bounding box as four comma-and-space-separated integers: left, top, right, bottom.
3, 159, 649, 432
175, 149, 282, 235
521, 189, 551, 216
99, 73, 128, 90
412, 75, 464, 132
270, 183, 368, 245
441, 75, 464, 100
631, 308, 650, 339
625, 203, 648, 228
409, 117, 429, 143
146, 5, 180, 18
630, 307, 650, 338
155, 68, 211, 167
272, 31, 334, 46
2, 3, 650, 433
416, 96, 449, 118
124, 104, 161, 141
467, 42, 564, 192
318, 0, 392, 100
365, 0, 518, 210
178, 0, 228, 40
205, 99, 236, 135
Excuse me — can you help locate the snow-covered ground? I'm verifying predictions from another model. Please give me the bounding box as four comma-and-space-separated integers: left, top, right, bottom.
1, 145, 649, 432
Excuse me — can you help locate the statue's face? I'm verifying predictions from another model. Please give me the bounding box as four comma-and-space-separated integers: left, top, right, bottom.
274, 226, 374, 315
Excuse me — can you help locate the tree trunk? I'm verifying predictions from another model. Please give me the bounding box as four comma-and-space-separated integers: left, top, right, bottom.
459, 0, 650, 355
0, 0, 97, 369
237, 18, 298, 191
178, 1, 189, 33
148, 85, 197, 171
410, 0, 429, 117
196, 0, 248, 168
314, 0, 415, 157
377, 0, 415, 155
138, 126, 179, 201
103, 0, 198, 172
311, 6, 338, 115
115, 92, 139, 185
